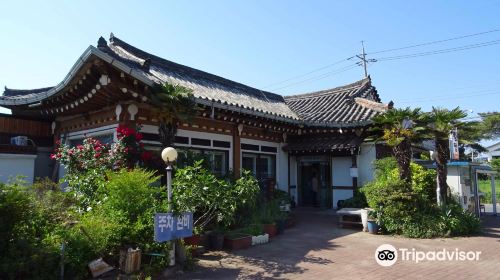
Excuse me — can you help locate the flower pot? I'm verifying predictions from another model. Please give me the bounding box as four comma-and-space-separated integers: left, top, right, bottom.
367, 221, 380, 234
275, 219, 286, 235
286, 215, 296, 228
184, 234, 202, 246
224, 234, 252, 250
263, 223, 277, 238
361, 209, 369, 232
251, 233, 269, 245
209, 232, 225, 250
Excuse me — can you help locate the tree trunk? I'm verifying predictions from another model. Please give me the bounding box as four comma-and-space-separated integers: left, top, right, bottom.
393, 138, 412, 183
159, 121, 177, 147
435, 138, 450, 205
159, 121, 178, 185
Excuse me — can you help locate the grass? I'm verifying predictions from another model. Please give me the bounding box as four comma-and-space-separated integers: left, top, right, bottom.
478, 179, 500, 203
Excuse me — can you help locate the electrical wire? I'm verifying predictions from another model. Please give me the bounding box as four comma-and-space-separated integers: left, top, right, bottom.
261, 57, 354, 89
269, 63, 359, 92
368, 28, 500, 55
375, 39, 500, 61
396, 91, 500, 104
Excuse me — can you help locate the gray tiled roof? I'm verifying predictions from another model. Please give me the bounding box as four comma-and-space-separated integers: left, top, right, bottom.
284, 78, 386, 126
103, 35, 300, 121
0, 34, 387, 126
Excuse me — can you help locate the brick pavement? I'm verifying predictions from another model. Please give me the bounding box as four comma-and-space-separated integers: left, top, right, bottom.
177, 209, 500, 280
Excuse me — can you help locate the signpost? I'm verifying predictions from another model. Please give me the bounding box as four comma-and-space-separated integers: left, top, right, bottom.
154, 212, 193, 242
449, 127, 459, 160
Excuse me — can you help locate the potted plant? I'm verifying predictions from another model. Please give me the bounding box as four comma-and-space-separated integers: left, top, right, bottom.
367, 209, 381, 234
242, 224, 269, 246
275, 211, 287, 235
184, 226, 203, 246
224, 232, 252, 250
208, 226, 226, 250
286, 212, 296, 228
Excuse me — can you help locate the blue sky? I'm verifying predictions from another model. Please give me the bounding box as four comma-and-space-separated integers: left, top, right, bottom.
0, 0, 499, 120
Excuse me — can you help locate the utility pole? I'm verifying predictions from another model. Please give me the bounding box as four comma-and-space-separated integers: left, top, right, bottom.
353, 41, 377, 78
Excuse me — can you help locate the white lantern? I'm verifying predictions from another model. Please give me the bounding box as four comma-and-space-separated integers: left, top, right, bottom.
161, 147, 178, 163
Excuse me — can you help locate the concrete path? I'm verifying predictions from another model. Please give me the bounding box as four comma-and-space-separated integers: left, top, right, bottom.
177, 209, 500, 280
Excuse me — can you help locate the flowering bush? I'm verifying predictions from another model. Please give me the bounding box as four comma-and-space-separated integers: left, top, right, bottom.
51, 124, 154, 208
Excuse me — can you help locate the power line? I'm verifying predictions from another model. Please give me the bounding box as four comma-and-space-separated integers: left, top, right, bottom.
269, 63, 359, 92
368, 28, 500, 55
261, 57, 353, 89
397, 91, 500, 104
375, 39, 500, 61
397, 88, 498, 102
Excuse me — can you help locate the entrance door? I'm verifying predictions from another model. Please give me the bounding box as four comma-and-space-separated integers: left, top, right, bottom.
297, 157, 331, 208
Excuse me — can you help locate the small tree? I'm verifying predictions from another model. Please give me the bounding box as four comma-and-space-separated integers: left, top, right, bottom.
372, 107, 426, 182
427, 107, 467, 206
150, 84, 198, 147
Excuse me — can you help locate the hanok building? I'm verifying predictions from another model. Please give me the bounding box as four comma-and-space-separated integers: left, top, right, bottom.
0, 34, 391, 208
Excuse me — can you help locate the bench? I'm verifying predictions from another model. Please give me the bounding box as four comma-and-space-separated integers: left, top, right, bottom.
336, 208, 368, 231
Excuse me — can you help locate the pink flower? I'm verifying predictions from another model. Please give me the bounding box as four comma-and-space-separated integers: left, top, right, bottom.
50, 154, 56, 160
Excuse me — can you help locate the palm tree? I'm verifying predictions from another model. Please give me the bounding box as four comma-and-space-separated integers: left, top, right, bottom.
150, 83, 198, 147
372, 107, 426, 183
427, 107, 467, 206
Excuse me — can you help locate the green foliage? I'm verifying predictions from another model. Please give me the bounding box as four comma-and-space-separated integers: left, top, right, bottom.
0, 180, 72, 279
362, 157, 480, 238
338, 190, 368, 208
150, 83, 198, 123
173, 161, 260, 229
478, 112, 500, 140
238, 224, 264, 236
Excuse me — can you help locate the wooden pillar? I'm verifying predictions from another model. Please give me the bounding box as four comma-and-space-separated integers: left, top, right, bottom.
352, 154, 358, 190
233, 127, 241, 178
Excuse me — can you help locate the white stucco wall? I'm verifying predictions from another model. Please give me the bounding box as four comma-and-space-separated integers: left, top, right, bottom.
331, 156, 353, 208
0, 154, 37, 184
332, 157, 352, 186
357, 143, 377, 187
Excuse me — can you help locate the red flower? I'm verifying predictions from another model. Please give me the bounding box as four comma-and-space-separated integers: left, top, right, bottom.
141, 151, 153, 162
77, 145, 84, 150
50, 154, 56, 160
94, 153, 101, 158
135, 132, 143, 141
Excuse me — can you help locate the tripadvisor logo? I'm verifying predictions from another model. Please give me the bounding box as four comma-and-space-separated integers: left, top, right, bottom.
375, 244, 481, 267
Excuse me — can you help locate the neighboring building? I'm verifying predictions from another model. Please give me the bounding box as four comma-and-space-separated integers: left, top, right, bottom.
486, 142, 500, 160
0, 34, 391, 208
0, 114, 53, 184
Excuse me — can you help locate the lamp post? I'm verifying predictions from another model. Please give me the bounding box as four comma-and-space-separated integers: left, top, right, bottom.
161, 147, 178, 206
161, 147, 178, 266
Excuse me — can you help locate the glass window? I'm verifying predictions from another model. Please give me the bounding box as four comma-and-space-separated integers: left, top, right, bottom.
177, 148, 228, 177
242, 153, 276, 183
68, 133, 114, 147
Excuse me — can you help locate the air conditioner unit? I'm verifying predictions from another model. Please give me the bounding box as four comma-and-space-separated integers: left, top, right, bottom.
10, 136, 28, 146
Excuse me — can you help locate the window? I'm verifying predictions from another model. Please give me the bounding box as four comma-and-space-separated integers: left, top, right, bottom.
177, 148, 228, 177
242, 152, 276, 183
68, 133, 114, 147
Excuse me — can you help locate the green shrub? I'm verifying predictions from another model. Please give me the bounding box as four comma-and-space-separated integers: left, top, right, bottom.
338, 190, 368, 208
173, 161, 259, 230
0, 180, 69, 279
361, 157, 480, 238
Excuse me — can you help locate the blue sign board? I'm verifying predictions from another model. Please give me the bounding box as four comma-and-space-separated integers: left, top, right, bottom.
154, 212, 193, 242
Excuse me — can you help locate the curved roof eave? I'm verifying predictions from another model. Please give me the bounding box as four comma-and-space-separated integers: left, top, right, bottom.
0, 46, 155, 106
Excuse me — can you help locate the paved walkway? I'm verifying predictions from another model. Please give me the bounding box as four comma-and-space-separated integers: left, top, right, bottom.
177, 209, 500, 280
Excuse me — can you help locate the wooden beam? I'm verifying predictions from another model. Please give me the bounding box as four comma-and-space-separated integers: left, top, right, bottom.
233, 125, 241, 178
